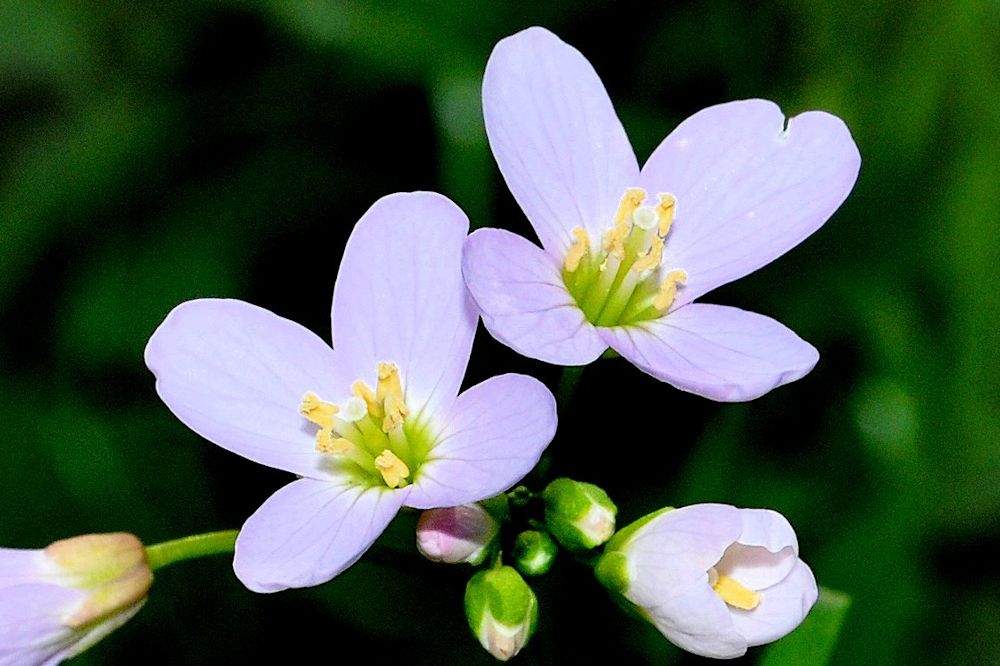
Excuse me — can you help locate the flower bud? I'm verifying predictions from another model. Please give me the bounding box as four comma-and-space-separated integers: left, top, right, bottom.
416, 504, 499, 565
464, 566, 538, 661
512, 530, 557, 576
0, 532, 153, 664
542, 478, 617, 550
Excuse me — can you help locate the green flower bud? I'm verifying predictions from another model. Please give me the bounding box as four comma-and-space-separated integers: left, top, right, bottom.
512, 530, 558, 576
542, 478, 617, 550
464, 566, 538, 661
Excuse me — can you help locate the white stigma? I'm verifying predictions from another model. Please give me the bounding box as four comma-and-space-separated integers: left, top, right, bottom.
339, 396, 368, 422
632, 205, 658, 230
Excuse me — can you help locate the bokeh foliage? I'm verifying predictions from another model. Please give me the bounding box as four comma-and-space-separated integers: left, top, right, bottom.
1, 1, 998, 663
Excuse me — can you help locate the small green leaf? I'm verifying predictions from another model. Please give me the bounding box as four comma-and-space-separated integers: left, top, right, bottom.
760, 586, 851, 666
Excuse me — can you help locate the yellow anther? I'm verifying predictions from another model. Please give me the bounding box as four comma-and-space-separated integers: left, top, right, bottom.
632, 235, 664, 274
374, 449, 410, 488
712, 574, 762, 610
315, 430, 354, 455
352, 380, 383, 419
603, 217, 631, 263
564, 227, 590, 273
653, 270, 688, 311
376, 362, 404, 403
614, 187, 647, 224
382, 392, 409, 433
299, 392, 339, 429
656, 193, 677, 237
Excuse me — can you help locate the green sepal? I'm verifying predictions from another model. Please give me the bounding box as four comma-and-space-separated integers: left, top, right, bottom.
604, 506, 674, 552
542, 478, 618, 550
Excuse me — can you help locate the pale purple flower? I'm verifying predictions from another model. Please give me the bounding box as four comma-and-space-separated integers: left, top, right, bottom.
597, 504, 817, 659
0, 533, 152, 666
463, 27, 862, 401
145, 192, 557, 593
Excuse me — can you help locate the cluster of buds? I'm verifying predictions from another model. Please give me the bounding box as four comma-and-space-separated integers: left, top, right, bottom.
415, 479, 816, 662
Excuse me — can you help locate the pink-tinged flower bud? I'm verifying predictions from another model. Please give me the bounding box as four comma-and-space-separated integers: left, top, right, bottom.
416, 504, 499, 565
0, 532, 153, 665
464, 566, 538, 661
595, 504, 818, 659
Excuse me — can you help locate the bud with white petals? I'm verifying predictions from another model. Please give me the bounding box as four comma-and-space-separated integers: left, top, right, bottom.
465, 565, 538, 662
542, 478, 617, 550
512, 530, 558, 576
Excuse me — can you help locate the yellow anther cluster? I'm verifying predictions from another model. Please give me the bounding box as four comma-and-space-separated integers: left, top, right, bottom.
656, 193, 676, 237
299, 362, 414, 489
711, 573, 762, 611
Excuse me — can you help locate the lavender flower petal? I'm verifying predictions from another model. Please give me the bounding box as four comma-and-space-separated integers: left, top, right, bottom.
233, 478, 408, 593
406, 374, 557, 509
640, 99, 861, 308
146, 299, 350, 480
463, 228, 606, 365
484, 27, 639, 257
600, 304, 819, 402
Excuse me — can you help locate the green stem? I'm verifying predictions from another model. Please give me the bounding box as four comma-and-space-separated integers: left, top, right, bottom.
556, 365, 586, 409
145, 530, 239, 572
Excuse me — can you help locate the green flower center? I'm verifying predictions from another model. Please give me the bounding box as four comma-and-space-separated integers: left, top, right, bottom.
562, 188, 687, 327
300, 362, 434, 488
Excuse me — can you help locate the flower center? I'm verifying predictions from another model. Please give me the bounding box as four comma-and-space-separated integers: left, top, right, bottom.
299, 362, 425, 489
708, 567, 762, 611
562, 187, 687, 326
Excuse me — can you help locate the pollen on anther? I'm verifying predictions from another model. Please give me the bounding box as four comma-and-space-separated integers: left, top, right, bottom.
653, 269, 688, 311
656, 193, 677, 237
614, 187, 646, 224
632, 235, 664, 274
300, 393, 339, 429
374, 449, 410, 488
315, 430, 353, 455
564, 227, 590, 272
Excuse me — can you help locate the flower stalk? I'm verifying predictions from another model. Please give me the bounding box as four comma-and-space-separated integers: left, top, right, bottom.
145, 530, 239, 572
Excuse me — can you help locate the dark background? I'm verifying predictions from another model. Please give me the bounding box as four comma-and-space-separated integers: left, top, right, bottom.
2, 1, 998, 663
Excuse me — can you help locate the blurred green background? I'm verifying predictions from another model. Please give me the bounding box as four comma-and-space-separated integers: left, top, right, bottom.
2, 1, 998, 663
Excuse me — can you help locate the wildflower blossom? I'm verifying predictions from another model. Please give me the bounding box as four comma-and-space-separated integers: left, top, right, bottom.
596, 504, 817, 658
0, 533, 152, 666
146, 192, 557, 592
464, 27, 861, 401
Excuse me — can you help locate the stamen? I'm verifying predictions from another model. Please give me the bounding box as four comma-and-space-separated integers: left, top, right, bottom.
614, 187, 646, 225
352, 380, 383, 419
299, 393, 339, 429
656, 193, 677, 237
602, 217, 631, 264
653, 270, 688, 311
339, 396, 368, 422
374, 449, 410, 488
376, 362, 404, 403
631, 236, 664, 274
564, 227, 590, 273
382, 393, 408, 433
376, 362, 408, 432
711, 573, 761, 611
315, 430, 354, 455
